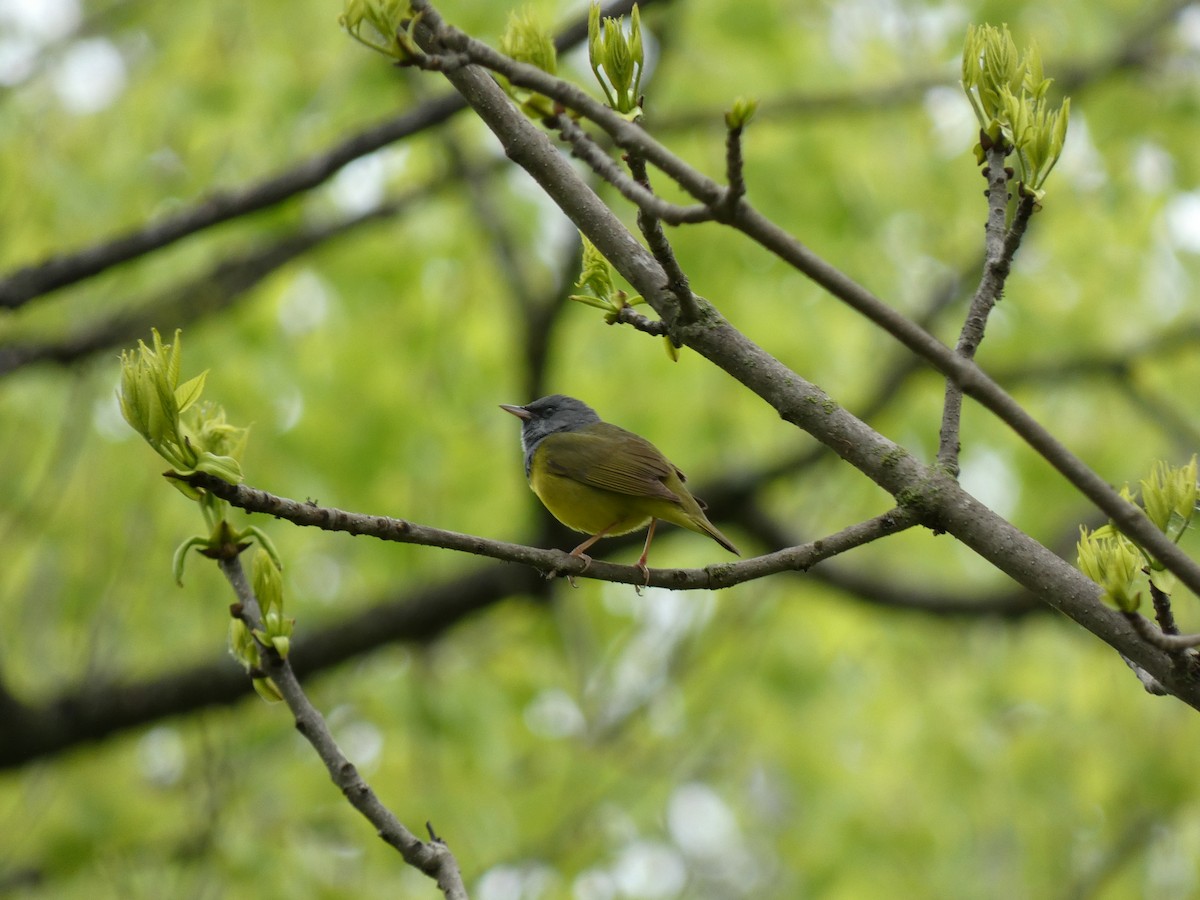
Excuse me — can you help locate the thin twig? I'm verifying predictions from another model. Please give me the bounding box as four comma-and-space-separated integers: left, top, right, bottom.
217, 555, 469, 899
1124, 610, 1200, 651
177, 471, 908, 590
731, 499, 1042, 619
550, 114, 712, 224
613, 305, 669, 336
1120, 653, 1171, 695
722, 120, 748, 210
1149, 580, 1180, 635
624, 151, 700, 322
936, 143, 1018, 474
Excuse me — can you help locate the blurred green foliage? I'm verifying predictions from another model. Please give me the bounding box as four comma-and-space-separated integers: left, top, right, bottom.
4, 0, 1200, 896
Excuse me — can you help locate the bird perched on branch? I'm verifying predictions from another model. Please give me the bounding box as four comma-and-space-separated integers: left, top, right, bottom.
501, 394, 739, 583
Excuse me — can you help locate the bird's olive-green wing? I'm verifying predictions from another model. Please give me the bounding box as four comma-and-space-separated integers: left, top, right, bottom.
541, 424, 684, 504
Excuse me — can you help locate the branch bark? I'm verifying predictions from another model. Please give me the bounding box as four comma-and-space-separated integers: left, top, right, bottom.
217, 555, 467, 899
407, 4, 1200, 603
173, 472, 911, 590
0, 0, 651, 310
407, 0, 1200, 707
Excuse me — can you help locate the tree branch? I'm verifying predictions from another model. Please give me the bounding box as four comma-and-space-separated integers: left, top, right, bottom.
217, 555, 467, 899
0, 96, 465, 309
548, 114, 712, 224
625, 149, 701, 323
403, 6, 1200, 611
174, 471, 911, 590
0, 155, 512, 378
936, 143, 1022, 474
0, 0, 651, 310
404, 0, 1200, 706
0, 564, 546, 770
730, 499, 1043, 619
182, 465, 1200, 706
0, 223, 341, 376
612, 305, 670, 336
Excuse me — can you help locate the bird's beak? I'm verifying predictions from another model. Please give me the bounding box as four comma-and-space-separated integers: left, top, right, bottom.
499, 403, 532, 421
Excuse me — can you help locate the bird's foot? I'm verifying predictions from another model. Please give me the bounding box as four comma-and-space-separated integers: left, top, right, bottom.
546, 550, 592, 587
634, 561, 650, 594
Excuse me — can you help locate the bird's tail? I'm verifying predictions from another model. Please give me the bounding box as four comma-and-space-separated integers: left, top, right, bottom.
698, 518, 740, 556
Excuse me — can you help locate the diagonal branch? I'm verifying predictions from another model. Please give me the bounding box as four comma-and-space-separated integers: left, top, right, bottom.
402, 1, 1200, 706
623, 141, 700, 322
550, 114, 712, 224
0, 225, 339, 376
0, 96, 465, 309
217, 555, 467, 899
936, 148, 1035, 474
0, 0, 652, 310
0, 155, 510, 379
730, 499, 1043, 619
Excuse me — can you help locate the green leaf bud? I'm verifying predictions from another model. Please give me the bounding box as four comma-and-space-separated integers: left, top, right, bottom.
576, 233, 615, 298
496, 7, 559, 119
191, 451, 244, 485
174, 370, 209, 415
628, 6, 643, 79
1077, 526, 1142, 612
587, 3, 643, 116
339, 0, 414, 62
1140, 457, 1198, 542
725, 96, 759, 131
961, 23, 1069, 201
243, 525, 283, 576
252, 547, 285, 618
500, 7, 557, 75
119, 328, 235, 473
172, 535, 210, 586
228, 617, 259, 670
252, 676, 284, 703
569, 234, 647, 323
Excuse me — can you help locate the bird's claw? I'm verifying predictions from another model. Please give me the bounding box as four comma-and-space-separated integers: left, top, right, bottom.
545, 550, 592, 587
635, 562, 650, 594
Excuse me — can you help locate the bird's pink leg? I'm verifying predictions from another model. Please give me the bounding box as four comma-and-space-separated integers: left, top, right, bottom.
634, 519, 658, 587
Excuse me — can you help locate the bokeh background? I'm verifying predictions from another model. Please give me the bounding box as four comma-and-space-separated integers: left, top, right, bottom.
5, 0, 1200, 896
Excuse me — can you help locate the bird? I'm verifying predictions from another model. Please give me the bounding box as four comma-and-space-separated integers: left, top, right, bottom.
500, 394, 739, 582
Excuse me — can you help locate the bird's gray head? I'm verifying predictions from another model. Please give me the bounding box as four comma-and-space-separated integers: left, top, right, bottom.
500, 394, 601, 476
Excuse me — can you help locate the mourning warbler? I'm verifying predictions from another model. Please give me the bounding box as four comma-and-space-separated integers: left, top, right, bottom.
500, 394, 739, 579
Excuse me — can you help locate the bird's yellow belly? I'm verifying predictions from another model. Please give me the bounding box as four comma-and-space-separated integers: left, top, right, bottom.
530, 470, 658, 535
